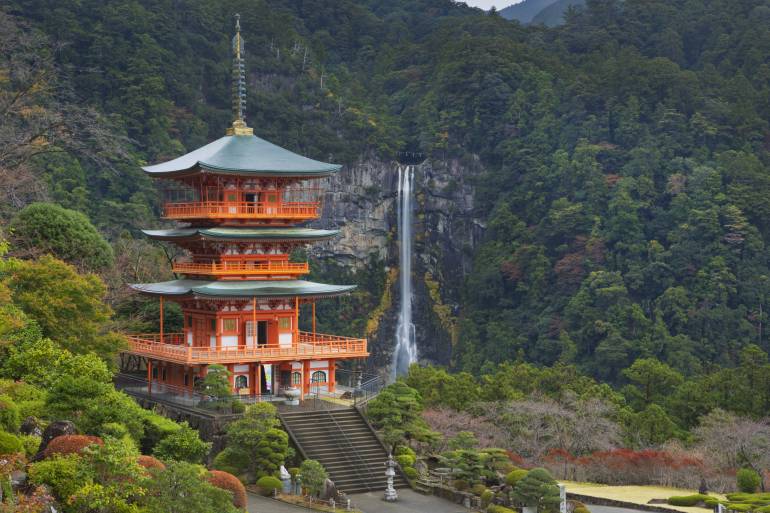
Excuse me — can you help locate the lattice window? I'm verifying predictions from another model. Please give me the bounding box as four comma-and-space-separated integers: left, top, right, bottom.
291, 371, 302, 385
311, 371, 326, 384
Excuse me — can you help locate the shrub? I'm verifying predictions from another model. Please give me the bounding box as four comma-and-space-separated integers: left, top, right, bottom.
396, 454, 416, 468
28, 454, 84, 501
212, 447, 250, 475
513, 468, 560, 510
395, 446, 416, 458
289, 467, 300, 479
153, 422, 210, 464
19, 434, 40, 457
0, 395, 20, 432
403, 466, 418, 480
574, 507, 591, 513
453, 479, 469, 491
738, 468, 762, 493
667, 494, 710, 506
137, 455, 166, 471
231, 401, 246, 414
255, 475, 282, 496
728, 505, 754, 512
472, 483, 487, 496
488, 506, 517, 513
505, 468, 528, 486
300, 459, 328, 497
208, 470, 247, 508
0, 431, 24, 454
141, 413, 181, 453
43, 435, 103, 457
481, 489, 494, 507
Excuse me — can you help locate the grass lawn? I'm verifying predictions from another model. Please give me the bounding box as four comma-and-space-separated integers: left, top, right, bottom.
560, 481, 725, 513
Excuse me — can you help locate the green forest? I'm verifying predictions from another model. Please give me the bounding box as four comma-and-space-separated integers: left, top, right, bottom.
2, 0, 770, 507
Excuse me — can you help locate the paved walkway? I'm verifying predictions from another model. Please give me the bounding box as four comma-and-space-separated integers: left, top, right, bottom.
350, 489, 467, 513
247, 493, 309, 513
248, 489, 466, 513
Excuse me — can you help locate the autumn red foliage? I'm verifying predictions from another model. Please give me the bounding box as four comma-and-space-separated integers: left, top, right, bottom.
207, 470, 247, 509
43, 435, 103, 458
137, 455, 166, 471
542, 447, 708, 488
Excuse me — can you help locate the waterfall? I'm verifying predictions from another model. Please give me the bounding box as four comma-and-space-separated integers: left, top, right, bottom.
391, 165, 417, 380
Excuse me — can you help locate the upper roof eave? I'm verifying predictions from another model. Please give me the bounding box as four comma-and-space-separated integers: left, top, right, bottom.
140, 134, 341, 178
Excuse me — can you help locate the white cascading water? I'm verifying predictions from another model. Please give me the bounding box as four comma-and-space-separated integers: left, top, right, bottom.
391, 165, 417, 380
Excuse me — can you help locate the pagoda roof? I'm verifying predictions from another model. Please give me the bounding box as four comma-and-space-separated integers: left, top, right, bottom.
130, 279, 355, 300
142, 227, 339, 243
142, 134, 341, 178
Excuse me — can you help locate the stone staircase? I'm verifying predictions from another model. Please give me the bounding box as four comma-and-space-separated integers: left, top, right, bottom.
279, 407, 409, 494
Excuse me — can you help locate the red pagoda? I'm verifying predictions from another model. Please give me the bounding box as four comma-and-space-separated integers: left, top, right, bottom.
125, 16, 368, 399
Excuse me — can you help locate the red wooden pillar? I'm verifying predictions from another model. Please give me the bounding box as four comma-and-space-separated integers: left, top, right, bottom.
302, 360, 311, 399
159, 296, 164, 343
328, 359, 336, 393
227, 364, 235, 393
146, 359, 152, 394
256, 363, 262, 398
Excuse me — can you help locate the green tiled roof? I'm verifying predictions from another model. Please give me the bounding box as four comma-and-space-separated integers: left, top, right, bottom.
142, 134, 341, 177
130, 279, 355, 299
142, 227, 339, 242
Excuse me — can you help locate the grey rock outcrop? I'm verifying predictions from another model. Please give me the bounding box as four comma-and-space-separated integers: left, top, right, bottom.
311, 156, 484, 371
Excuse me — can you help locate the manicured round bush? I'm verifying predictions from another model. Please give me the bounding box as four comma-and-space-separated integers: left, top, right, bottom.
255, 475, 282, 496
0, 431, 24, 454
43, 435, 103, 457
574, 507, 591, 513
737, 468, 762, 493
488, 505, 517, 513
667, 494, 710, 506
289, 467, 300, 479
137, 455, 166, 471
395, 446, 416, 458
396, 454, 416, 468
505, 468, 528, 486
403, 466, 418, 480
453, 479, 469, 491
208, 470, 247, 508
481, 489, 494, 507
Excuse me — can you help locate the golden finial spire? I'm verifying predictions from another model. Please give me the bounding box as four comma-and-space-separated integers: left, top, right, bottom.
227, 13, 253, 136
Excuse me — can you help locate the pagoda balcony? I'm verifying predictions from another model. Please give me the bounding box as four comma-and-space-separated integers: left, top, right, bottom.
124, 331, 368, 364
162, 201, 321, 222
171, 260, 309, 278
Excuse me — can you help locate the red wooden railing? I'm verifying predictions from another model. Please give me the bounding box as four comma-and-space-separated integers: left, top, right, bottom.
172, 260, 309, 276
124, 331, 368, 363
162, 201, 321, 220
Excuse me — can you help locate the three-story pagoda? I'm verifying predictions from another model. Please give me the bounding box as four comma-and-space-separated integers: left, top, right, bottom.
125, 16, 368, 399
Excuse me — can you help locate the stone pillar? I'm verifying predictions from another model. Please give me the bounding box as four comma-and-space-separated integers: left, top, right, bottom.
559, 484, 567, 513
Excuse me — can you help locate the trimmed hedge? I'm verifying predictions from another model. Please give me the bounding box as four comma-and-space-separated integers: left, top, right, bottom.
488, 505, 517, 513
255, 475, 282, 496
43, 435, 103, 457
403, 467, 418, 480
395, 446, 416, 458
667, 494, 710, 506
208, 470, 247, 508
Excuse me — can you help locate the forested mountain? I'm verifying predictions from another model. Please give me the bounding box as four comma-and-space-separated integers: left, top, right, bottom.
530, 0, 585, 26
499, 0, 558, 23
3, 0, 770, 388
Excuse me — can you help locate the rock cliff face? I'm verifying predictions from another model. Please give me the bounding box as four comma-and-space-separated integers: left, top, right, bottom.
311, 156, 486, 373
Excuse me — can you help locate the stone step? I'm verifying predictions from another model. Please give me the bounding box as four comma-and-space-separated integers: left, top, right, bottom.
279, 407, 405, 493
